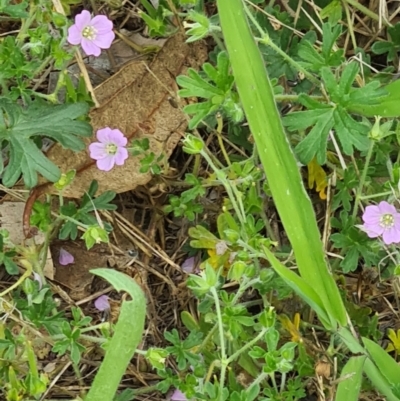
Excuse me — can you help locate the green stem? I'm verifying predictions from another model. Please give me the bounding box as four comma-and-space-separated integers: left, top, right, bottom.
59, 214, 90, 229
280, 372, 287, 393
270, 372, 278, 392
16, 2, 37, 46
201, 151, 246, 224
232, 277, 261, 304
210, 286, 227, 401
200, 323, 218, 351
257, 36, 320, 86
242, 5, 320, 86
211, 31, 226, 51
226, 328, 267, 364
32, 56, 52, 78
247, 371, 269, 394
352, 140, 375, 219
359, 191, 393, 200
274, 94, 324, 102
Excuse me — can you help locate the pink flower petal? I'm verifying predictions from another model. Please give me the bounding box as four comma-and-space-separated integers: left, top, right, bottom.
362, 205, 381, 225
92, 30, 115, 50
89, 142, 107, 160
91, 14, 113, 33
81, 38, 101, 56
171, 389, 188, 401
67, 25, 83, 45
363, 223, 384, 237
59, 248, 74, 265
74, 10, 92, 30
94, 295, 110, 311
108, 129, 127, 146
181, 257, 196, 273
97, 155, 116, 171
114, 147, 128, 166
378, 201, 397, 215
383, 226, 400, 245
96, 127, 112, 143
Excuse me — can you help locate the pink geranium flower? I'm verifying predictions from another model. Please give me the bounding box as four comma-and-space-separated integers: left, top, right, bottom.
361, 201, 400, 245
94, 295, 110, 311
67, 10, 115, 57
59, 248, 74, 265
171, 389, 189, 401
89, 127, 128, 171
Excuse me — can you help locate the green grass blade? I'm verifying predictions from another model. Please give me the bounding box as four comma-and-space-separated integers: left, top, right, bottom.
364, 359, 400, 401
216, 0, 347, 327
334, 356, 365, 401
362, 337, 400, 387
85, 269, 146, 401
263, 246, 331, 327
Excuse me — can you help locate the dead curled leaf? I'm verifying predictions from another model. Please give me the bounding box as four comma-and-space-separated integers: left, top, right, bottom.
23, 33, 207, 235
44, 33, 207, 197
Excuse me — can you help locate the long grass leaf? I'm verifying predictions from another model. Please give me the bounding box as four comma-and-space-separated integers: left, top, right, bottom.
216, 0, 347, 327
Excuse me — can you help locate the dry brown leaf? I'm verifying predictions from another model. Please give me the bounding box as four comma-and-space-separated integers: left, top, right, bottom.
40, 33, 207, 198
315, 358, 331, 380
23, 33, 207, 236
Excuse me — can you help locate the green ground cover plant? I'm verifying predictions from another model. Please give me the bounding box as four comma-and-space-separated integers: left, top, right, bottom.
2, 0, 400, 400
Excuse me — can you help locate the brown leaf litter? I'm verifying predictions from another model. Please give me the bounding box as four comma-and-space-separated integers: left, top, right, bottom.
23, 33, 207, 236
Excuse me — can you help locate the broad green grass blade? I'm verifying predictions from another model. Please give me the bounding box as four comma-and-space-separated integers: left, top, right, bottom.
362, 337, 400, 387
217, 0, 346, 327
338, 328, 400, 401
263, 246, 331, 327
334, 356, 365, 401
364, 359, 400, 401
85, 269, 146, 401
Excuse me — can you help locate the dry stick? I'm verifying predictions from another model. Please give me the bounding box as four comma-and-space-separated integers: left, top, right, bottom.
345, 0, 391, 27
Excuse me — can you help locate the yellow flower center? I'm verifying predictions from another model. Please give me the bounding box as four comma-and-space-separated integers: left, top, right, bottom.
82, 26, 97, 40
106, 143, 117, 155
380, 213, 394, 228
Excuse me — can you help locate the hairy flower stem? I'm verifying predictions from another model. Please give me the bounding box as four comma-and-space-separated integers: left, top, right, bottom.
211, 31, 226, 51
359, 191, 393, 200
352, 140, 375, 219
216, 114, 231, 166
248, 371, 269, 394
211, 286, 227, 401
200, 323, 218, 351
16, 2, 37, 46
226, 328, 267, 364
241, 4, 320, 87
201, 150, 246, 225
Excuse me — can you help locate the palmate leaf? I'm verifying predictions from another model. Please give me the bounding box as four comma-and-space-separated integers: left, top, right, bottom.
298, 23, 344, 72
333, 106, 369, 155
284, 61, 381, 164
0, 99, 92, 188
295, 110, 334, 165
284, 107, 334, 164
